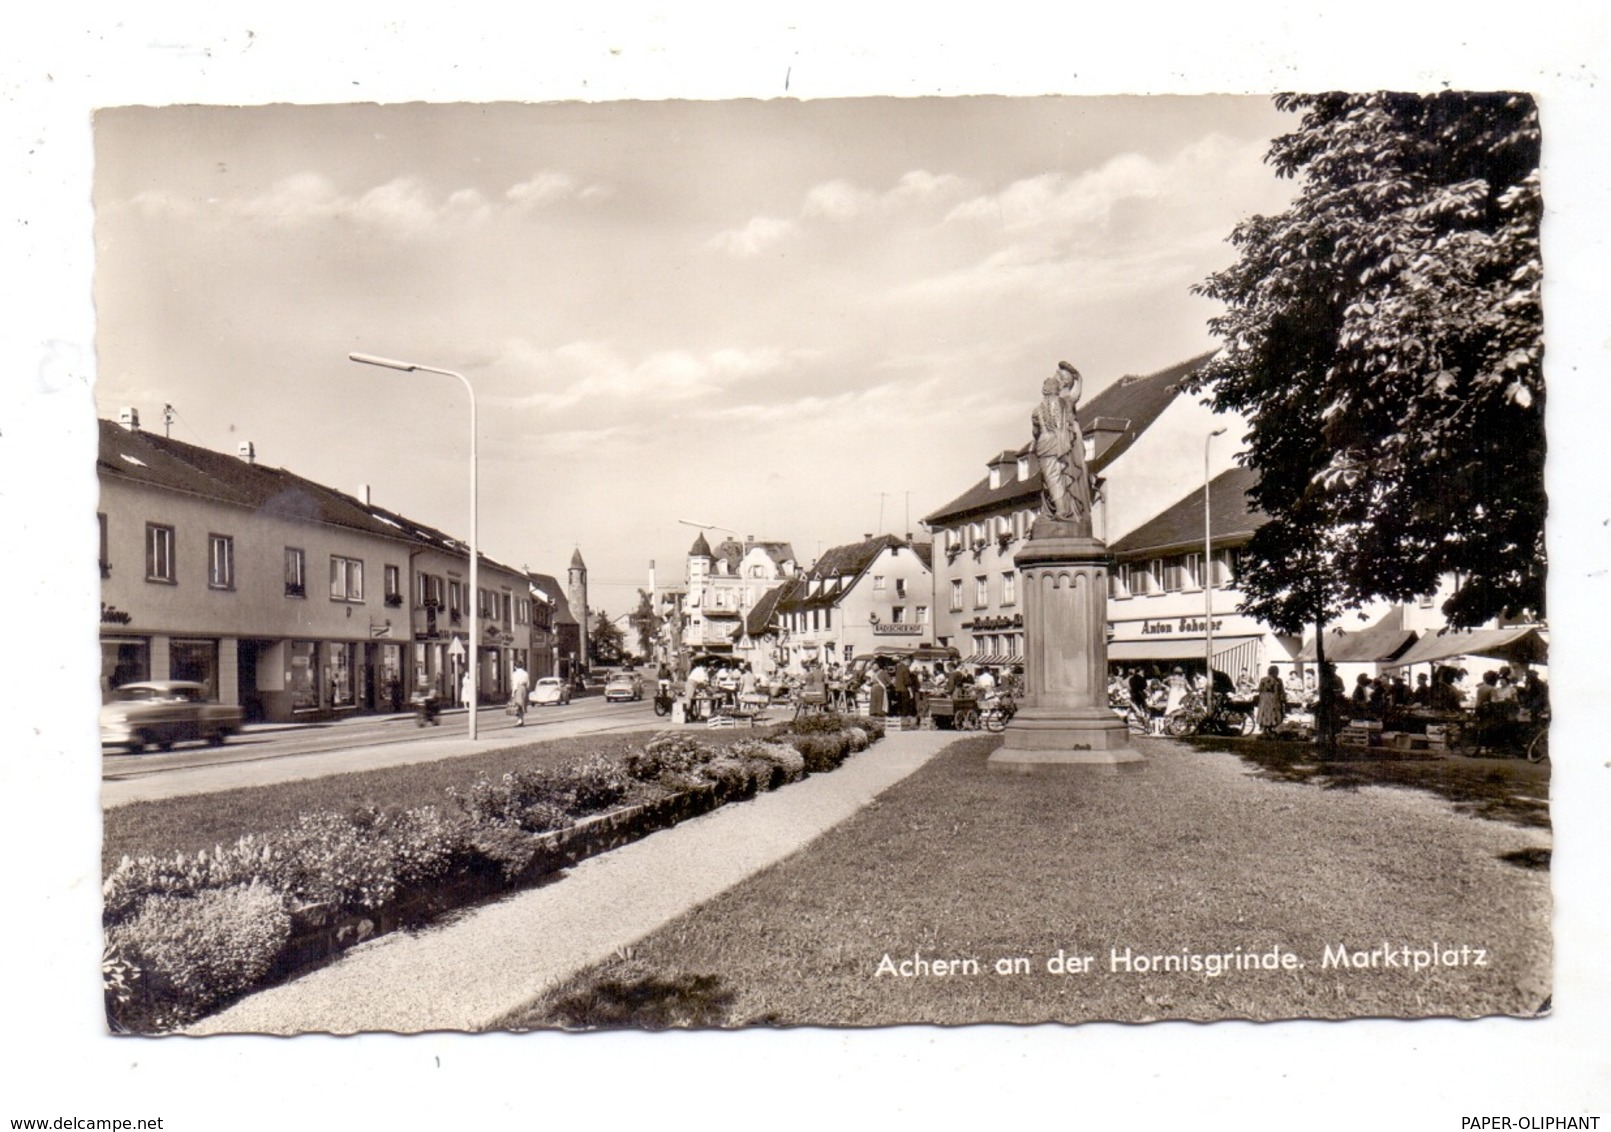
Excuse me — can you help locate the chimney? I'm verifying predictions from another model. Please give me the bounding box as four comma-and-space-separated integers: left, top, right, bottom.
360, 483, 371, 506
237, 441, 256, 464
118, 407, 140, 432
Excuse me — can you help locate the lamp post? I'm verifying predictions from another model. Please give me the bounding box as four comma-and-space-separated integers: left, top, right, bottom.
350, 352, 480, 739
1204, 426, 1227, 712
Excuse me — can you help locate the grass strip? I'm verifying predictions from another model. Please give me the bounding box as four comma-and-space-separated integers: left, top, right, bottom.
101, 730, 668, 873
504, 736, 1551, 1030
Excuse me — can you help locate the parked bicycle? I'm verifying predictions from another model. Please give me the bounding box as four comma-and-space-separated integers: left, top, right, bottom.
1163, 690, 1255, 738
981, 691, 1017, 733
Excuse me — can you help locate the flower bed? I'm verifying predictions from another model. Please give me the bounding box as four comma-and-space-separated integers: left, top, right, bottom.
103, 714, 884, 1033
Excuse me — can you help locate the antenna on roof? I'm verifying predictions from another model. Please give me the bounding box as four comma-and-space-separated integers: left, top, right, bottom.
162, 404, 175, 438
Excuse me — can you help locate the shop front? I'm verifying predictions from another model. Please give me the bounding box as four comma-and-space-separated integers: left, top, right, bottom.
1108, 612, 1271, 684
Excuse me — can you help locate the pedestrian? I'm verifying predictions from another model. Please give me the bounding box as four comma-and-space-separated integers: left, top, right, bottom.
510, 662, 531, 726
460, 671, 473, 710
893, 656, 913, 721
1256, 665, 1286, 734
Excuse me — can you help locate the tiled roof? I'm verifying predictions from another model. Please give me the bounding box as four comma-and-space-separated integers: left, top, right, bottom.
1108, 465, 1267, 556
688, 532, 713, 558
99, 419, 533, 580
744, 581, 792, 637
922, 352, 1214, 526
528, 572, 577, 627
777, 534, 929, 613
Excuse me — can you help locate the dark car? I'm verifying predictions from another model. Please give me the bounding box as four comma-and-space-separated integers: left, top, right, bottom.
100, 680, 245, 753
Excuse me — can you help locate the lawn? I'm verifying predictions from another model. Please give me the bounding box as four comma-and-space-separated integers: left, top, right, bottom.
502, 735, 1552, 1030
101, 729, 669, 873
1192, 734, 1552, 830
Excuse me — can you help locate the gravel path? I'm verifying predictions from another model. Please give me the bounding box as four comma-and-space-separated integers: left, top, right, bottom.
188, 727, 959, 1034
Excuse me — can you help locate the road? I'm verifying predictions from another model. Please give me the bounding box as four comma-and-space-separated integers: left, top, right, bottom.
101, 693, 666, 807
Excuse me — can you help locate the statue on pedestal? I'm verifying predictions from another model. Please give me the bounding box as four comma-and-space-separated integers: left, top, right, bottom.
1031, 360, 1095, 537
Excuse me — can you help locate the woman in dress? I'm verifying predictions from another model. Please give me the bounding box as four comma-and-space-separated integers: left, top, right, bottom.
1256, 665, 1286, 733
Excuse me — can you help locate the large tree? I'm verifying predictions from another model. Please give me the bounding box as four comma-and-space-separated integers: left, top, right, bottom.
629, 588, 662, 660
1191, 92, 1544, 629
588, 610, 626, 667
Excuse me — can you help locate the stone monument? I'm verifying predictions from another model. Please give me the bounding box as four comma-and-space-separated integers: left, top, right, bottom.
989, 361, 1143, 774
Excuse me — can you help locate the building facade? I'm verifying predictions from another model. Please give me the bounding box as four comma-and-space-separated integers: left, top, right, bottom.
772, 534, 935, 671
923, 354, 1246, 665
98, 414, 551, 720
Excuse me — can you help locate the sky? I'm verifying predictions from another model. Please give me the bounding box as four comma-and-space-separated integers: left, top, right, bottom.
91, 96, 1297, 612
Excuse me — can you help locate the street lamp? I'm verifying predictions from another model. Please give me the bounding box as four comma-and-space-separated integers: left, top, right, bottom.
1204, 426, 1227, 711
349, 352, 480, 740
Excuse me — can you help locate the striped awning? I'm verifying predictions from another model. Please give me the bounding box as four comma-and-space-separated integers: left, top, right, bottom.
964, 652, 1019, 665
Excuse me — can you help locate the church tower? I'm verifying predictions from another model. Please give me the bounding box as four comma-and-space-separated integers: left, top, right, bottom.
568, 547, 589, 669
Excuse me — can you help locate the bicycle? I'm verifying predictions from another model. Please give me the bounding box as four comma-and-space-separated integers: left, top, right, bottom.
981, 692, 1017, 733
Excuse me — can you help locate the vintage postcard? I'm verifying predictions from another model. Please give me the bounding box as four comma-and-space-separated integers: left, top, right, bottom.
92, 94, 1553, 1036
7, 9, 1609, 1128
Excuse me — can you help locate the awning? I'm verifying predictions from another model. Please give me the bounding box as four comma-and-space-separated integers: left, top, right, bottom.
1107, 636, 1261, 663
1386, 626, 1548, 669
1294, 610, 1417, 664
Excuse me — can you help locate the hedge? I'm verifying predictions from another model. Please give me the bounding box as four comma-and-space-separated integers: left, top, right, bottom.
103, 716, 884, 1033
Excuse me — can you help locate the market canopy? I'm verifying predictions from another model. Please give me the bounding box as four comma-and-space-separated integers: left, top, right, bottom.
1387, 626, 1548, 669
1294, 610, 1417, 664
1108, 636, 1262, 663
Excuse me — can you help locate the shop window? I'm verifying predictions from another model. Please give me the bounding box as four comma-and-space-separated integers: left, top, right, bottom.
169, 638, 219, 700
208, 534, 235, 590
100, 637, 149, 700
146, 523, 175, 584
285, 547, 306, 597
330, 555, 364, 601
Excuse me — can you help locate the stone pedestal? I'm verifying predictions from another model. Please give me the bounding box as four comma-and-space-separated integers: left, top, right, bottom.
989, 525, 1143, 775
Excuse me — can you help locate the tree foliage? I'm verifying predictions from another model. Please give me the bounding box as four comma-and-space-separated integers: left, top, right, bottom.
1191, 92, 1544, 629
588, 609, 626, 666
629, 587, 662, 659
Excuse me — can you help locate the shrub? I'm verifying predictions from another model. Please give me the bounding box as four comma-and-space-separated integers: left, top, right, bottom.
107, 881, 290, 1031
699, 755, 758, 799
845, 726, 870, 752
788, 711, 852, 735
627, 732, 715, 782
562, 752, 632, 815
791, 732, 852, 774
104, 835, 279, 925
728, 738, 806, 788
448, 771, 574, 835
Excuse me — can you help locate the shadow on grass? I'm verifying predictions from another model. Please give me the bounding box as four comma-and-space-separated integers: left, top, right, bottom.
1187, 736, 1551, 830
541, 972, 736, 1030
1499, 847, 1551, 871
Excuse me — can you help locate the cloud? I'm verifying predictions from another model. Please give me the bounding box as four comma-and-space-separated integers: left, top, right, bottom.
115, 168, 605, 239
707, 216, 796, 257
801, 170, 968, 222
491, 339, 814, 412
506, 171, 613, 208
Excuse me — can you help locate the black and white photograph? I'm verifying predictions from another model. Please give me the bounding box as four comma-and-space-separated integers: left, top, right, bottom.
6, 6, 1610, 1128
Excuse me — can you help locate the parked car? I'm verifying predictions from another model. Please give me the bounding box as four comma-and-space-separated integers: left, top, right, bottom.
100, 680, 244, 753
529, 676, 572, 707
604, 671, 644, 702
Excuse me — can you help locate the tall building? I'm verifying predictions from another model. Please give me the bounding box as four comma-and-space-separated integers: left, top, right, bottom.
567, 547, 589, 671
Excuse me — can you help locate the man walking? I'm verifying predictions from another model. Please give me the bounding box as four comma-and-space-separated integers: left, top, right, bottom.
511, 662, 531, 727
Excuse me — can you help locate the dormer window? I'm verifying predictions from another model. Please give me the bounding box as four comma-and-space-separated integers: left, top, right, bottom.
1017, 455, 1031, 480
989, 464, 1006, 490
